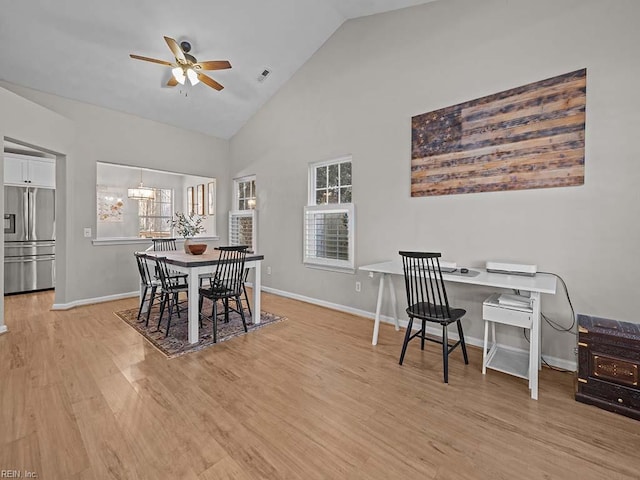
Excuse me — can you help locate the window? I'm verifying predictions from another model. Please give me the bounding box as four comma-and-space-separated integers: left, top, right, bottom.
235, 176, 256, 210
138, 188, 173, 238
304, 156, 354, 271
229, 210, 257, 252
230, 175, 257, 251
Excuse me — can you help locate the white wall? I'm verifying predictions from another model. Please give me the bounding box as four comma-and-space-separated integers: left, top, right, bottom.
1, 82, 230, 306
230, 0, 640, 363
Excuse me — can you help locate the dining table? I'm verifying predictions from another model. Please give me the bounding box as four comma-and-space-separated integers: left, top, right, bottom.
140, 249, 265, 344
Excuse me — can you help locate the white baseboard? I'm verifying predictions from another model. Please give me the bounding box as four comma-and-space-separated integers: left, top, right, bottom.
262, 286, 379, 320
262, 286, 577, 372
0, 324, 7, 334
52, 291, 139, 310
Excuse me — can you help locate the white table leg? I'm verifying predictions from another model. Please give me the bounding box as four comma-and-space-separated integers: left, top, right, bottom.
388, 275, 399, 331
253, 261, 262, 325
529, 292, 541, 400
372, 274, 386, 346
187, 270, 200, 344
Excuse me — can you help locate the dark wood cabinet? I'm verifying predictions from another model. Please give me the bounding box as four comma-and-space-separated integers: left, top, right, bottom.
576, 314, 640, 420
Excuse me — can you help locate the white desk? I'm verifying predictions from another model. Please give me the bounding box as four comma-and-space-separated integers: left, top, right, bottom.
359, 260, 557, 399
142, 250, 264, 345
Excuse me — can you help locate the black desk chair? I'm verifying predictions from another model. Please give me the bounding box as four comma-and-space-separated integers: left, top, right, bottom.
155, 256, 189, 337
398, 251, 469, 383
198, 246, 248, 343
134, 253, 161, 326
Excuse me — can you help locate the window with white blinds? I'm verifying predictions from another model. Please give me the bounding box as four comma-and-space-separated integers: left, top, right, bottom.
305, 156, 354, 271
303, 204, 354, 270
229, 210, 256, 252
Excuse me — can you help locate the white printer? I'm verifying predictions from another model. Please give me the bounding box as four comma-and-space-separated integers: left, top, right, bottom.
485, 260, 537, 276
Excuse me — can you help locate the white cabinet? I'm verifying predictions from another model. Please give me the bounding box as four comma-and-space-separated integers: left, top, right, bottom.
4, 154, 55, 188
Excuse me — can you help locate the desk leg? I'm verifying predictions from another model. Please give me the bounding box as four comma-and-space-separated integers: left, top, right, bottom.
372, 274, 386, 346
388, 275, 399, 331
187, 272, 200, 344
529, 292, 541, 400
253, 262, 262, 325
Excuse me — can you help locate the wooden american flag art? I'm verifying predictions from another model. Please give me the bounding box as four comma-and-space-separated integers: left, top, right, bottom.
411, 69, 586, 197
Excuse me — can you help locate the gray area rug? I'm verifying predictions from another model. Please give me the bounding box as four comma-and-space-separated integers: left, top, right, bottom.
115, 299, 285, 358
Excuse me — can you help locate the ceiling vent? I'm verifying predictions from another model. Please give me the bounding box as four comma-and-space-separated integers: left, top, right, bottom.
257, 68, 271, 82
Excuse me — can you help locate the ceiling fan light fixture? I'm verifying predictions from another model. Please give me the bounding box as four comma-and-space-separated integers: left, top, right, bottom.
172, 67, 186, 85
186, 68, 199, 86
131, 36, 230, 92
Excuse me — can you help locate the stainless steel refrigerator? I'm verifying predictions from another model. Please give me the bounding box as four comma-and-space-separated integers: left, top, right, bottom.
4, 186, 55, 294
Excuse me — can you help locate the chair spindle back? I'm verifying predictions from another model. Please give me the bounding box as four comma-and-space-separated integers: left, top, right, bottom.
154, 256, 181, 290
211, 246, 248, 296
152, 238, 177, 251
134, 252, 154, 287
399, 251, 451, 319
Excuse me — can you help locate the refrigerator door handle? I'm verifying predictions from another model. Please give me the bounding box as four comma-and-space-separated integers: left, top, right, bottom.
23, 188, 29, 241
28, 188, 36, 241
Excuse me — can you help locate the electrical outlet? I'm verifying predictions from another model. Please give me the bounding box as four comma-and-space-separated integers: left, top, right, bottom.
266, 266, 272, 275
573, 346, 579, 355
355, 281, 361, 292
83, 227, 92, 238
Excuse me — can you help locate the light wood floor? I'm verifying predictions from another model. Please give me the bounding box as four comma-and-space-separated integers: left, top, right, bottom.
1, 291, 639, 479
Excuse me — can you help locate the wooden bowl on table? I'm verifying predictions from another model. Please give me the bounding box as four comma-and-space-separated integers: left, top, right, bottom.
187, 244, 207, 255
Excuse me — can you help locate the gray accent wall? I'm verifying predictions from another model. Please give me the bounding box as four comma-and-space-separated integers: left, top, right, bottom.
229, 0, 640, 363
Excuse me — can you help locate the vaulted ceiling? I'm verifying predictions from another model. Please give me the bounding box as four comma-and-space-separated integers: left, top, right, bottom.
0, 0, 437, 139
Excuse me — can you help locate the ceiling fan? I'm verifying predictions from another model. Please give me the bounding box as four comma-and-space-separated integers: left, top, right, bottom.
130, 36, 231, 91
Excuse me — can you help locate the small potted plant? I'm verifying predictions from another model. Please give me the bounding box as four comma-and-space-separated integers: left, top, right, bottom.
168, 212, 207, 254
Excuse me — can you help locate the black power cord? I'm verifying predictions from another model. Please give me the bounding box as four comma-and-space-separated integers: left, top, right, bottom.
537, 271, 577, 335
519, 271, 576, 373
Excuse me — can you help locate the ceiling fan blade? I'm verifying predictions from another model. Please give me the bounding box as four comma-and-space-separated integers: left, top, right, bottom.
167, 76, 178, 87
129, 54, 173, 67
197, 72, 224, 91
194, 60, 232, 71
164, 36, 186, 63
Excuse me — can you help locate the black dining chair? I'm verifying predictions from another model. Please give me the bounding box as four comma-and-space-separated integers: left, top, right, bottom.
134, 252, 161, 326
155, 256, 189, 337
216, 246, 252, 316
151, 237, 188, 281
398, 251, 469, 383
151, 238, 177, 251
198, 246, 248, 343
